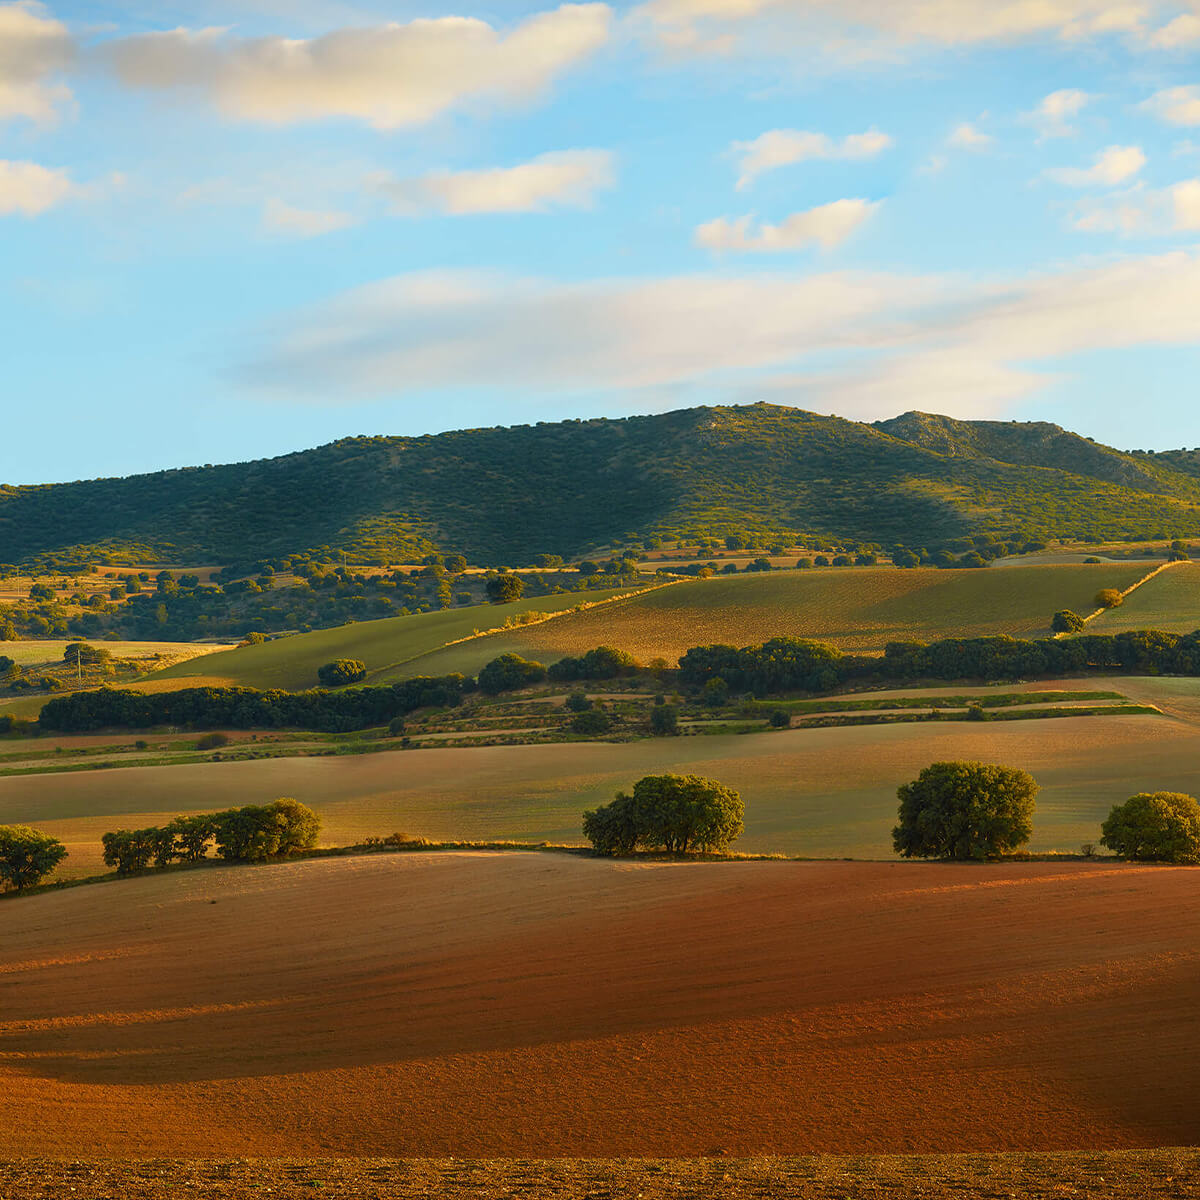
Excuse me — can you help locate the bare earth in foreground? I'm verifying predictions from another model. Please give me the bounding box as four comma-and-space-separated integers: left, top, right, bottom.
2, 854, 1199, 1157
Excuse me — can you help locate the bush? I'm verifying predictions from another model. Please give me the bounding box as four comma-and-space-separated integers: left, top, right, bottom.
565, 692, 593, 712
485, 574, 525, 604
1051, 609, 1086, 633
1100, 792, 1200, 863
583, 773, 744, 855
649, 705, 679, 735
1094, 588, 1124, 610
478, 653, 547, 694
0, 825, 68, 891
196, 732, 230, 750
702, 677, 729, 707
768, 709, 791, 729
571, 710, 613, 735
388, 715, 406, 736
893, 761, 1038, 860
317, 659, 367, 686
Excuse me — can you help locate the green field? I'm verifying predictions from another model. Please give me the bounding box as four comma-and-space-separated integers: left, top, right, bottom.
148, 586, 654, 691
1, 639, 232, 668
8, 687, 1192, 876
1087, 561, 1200, 633
391, 563, 1150, 680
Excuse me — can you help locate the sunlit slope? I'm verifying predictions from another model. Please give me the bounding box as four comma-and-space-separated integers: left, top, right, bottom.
1087, 561, 1200, 634
401, 564, 1149, 677
148, 587, 649, 691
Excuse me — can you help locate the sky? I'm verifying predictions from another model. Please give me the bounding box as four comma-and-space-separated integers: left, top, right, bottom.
6, 1, 1200, 484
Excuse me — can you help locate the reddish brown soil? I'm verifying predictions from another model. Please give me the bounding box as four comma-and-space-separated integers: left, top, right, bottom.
2, 854, 1199, 1157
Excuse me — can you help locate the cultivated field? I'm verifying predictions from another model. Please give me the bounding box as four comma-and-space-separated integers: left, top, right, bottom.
7, 690, 1194, 876
148, 586, 655, 691
0, 639, 232, 668
1088, 560, 1200, 633
2, 854, 1197, 1158
397, 564, 1151, 679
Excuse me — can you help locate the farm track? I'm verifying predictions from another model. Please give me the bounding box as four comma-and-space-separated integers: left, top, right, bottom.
0, 1151, 1196, 1199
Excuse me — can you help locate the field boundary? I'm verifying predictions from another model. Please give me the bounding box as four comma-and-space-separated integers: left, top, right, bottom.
1072, 559, 1188, 630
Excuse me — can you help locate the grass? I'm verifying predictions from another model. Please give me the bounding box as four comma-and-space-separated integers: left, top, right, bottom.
1087, 560, 1200, 633
147, 585, 659, 691
6, 684, 1186, 877
398, 563, 1151, 679
0, 638, 231, 668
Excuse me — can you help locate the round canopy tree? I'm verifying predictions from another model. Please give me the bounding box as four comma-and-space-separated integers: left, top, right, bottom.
0, 825, 68, 891
893, 761, 1038, 860
583, 773, 744, 856
1100, 792, 1200, 864
317, 659, 367, 686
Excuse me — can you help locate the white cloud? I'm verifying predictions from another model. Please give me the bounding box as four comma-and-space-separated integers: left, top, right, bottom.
1046, 144, 1146, 186
262, 198, 356, 237
635, 0, 1158, 56
1024, 88, 1093, 138
0, 1, 74, 125
0, 158, 74, 215
1143, 84, 1200, 126
731, 128, 892, 190
245, 248, 1200, 426
374, 150, 615, 216
947, 122, 992, 150
1148, 12, 1200, 46
695, 198, 878, 252
102, 4, 611, 129
1071, 177, 1200, 233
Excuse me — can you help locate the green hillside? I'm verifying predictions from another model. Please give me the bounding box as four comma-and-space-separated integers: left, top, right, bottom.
7, 404, 1200, 569
149, 585, 651, 691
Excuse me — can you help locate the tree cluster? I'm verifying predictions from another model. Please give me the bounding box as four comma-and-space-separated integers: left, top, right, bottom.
101, 799, 320, 874
583, 773, 744, 855
547, 645, 638, 681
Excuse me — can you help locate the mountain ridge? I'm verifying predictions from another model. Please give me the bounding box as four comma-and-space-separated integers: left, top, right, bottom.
3, 403, 1200, 568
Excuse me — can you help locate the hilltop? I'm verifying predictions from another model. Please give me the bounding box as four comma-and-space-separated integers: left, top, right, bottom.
5, 404, 1200, 568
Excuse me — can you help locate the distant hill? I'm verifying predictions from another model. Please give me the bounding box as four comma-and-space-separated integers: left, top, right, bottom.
4, 403, 1200, 567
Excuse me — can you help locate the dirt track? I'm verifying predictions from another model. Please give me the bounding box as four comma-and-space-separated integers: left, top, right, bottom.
2, 854, 1199, 1157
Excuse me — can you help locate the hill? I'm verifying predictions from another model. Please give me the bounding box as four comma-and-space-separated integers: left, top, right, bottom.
2, 854, 1197, 1156
7, 404, 1200, 568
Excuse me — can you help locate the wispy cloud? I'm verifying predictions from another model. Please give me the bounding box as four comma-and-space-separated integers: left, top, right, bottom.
695, 198, 878, 252
372, 150, 615, 216
1071, 177, 1200, 234
731, 128, 892, 190
262, 198, 356, 237
1046, 144, 1145, 186
0, 1, 74, 126
1024, 88, 1093, 138
1143, 84, 1200, 126
101, 4, 612, 129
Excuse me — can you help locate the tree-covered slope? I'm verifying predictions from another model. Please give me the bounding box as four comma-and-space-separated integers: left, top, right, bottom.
5, 403, 1200, 567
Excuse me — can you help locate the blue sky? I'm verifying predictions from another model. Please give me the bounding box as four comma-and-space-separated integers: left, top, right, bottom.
6, 0, 1200, 484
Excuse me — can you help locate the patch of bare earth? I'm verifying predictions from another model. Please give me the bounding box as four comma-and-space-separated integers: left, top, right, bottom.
2, 855, 1199, 1158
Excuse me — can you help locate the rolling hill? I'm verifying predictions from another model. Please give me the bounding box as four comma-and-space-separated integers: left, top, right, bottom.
6, 404, 1200, 569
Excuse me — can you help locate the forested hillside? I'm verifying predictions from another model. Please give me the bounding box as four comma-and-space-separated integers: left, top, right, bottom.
4, 403, 1200, 568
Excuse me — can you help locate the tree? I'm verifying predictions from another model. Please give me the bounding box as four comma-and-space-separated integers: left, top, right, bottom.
571, 709, 613, 735
893, 761, 1038, 860
768, 709, 791, 728
101, 829, 156, 875
565, 691, 593, 712
0, 825, 67, 891
1094, 588, 1124, 610
649, 705, 679, 735
443, 554, 468, 574
1051, 609, 1085, 633
63, 642, 110, 667
577, 560, 600, 577
478, 653, 547, 694
582, 773, 744, 855
702, 677, 729, 707
485, 574, 525, 604
317, 659, 367, 686
1100, 792, 1200, 864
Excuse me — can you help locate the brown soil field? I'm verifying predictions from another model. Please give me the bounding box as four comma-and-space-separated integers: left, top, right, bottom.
1, 1150, 1197, 1199
2, 854, 1199, 1158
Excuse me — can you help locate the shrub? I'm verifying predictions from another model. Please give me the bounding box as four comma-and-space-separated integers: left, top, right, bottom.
478, 653, 547, 694
0, 825, 68, 891
196, 732, 230, 750
649, 705, 679, 735
1051, 609, 1086, 633
241, 631, 268, 646
485, 574, 525, 604
1100, 792, 1200, 863
565, 692, 593, 712
965, 703, 988, 721
768, 709, 791, 729
893, 761, 1038, 860
317, 659, 367, 686
702, 677, 729, 707
583, 773, 744, 856
1094, 588, 1124, 610
388, 715, 406, 736
571, 710, 613, 735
